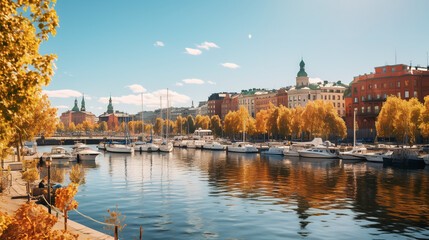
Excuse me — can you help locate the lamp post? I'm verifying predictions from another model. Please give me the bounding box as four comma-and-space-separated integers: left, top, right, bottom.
46, 157, 52, 214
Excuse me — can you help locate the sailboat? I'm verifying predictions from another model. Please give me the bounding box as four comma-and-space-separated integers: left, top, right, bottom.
227, 119, 258, 153
339, 109, 366, 160
106, 114, 133, 153
133, 93, 159, 152
159, 90, 173, 152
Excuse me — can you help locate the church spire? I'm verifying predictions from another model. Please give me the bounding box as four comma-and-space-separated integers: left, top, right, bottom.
297, 59, 308, 77
80, 94, 86, 111
107, 95, 114, 114
72, 98, 79, 111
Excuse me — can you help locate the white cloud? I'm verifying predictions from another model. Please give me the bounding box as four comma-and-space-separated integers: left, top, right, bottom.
84, 95, 92, 100
248, 34, 252, 39
54, 105, 69, 109
176, 82, 184, 86
154, 41, 164, 47
197, 42, 219, 50
97, 107, 103, 110
221, 63, 240, 69
185, 48, 202, 55
207, 81, 216, 85
127, 84, 147, 93
43, 89, 82, 98
309, 78, 322, 84
182, 78, 204, 84
98, 89, 191, 108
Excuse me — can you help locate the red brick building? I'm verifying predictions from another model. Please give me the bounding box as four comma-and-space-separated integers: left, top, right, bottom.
59, 97, 96, 127
346, 64, 429, 139
221, 93, 239, 120
208, 92, 236, 118
254, 89, 289, 114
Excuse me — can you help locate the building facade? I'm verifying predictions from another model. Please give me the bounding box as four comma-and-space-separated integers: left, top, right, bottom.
346, 64, 429, 139
59, 97, 96, 127
208, 93, 235, 117
254, 89, 289, 114
238, 89, 269, 117
221, 93, 239, 119
287, 60, 347, 116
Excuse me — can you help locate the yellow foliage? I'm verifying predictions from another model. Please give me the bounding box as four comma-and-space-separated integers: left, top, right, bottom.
22, 168, 39, 184
51, 167, 65, 183
209, 115, 222, 137
419, 95, 429, 138
0, 211, 13, 236
376, 96, 423, 143
69, 164, 86, 185
55, 184, 79, 212
103, 205, 127, 234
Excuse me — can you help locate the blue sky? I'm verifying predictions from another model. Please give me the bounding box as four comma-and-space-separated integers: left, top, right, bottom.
41, 0, 429, 116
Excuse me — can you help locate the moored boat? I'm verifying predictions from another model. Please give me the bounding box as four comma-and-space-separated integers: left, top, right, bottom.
44, 146, 72, 164
72, 144, 100, 161
203, 141, 226, 151
263, 146, 287, 155
298, 147, 338, 159
106, 143, 133, 153
227, 142, 258, 153
339, 147, 367, 160
133, 142, 159, 152
159, 141, 173, 152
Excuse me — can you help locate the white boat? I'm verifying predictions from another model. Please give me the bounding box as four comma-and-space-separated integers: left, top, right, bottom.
422, 154, 429, 165
72, 144, 100, 161
284, 145, 303, 157
364, 152, 384, 163
298, 147, 338, 159
193, 129, 214, 141
227, 142, 259, 153
187, 140, 205, 149
97, 142, 107, 150
45, 146, 72, 164
159, 141, 173, 152
339, 147, 367, 160
179, 140, 192, 148
133, 142, 159, 152
106, 143, 133, 153
203, 142, 226, 151
263, 146, 287, 155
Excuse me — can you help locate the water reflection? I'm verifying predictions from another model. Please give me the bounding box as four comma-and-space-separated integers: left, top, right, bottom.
35, 146, 429, 239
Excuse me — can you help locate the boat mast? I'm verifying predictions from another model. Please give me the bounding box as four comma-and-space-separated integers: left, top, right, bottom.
353, 109, 356, 147
166, 88, 169, 142
141, 93, 144, 141
160, 96, 163, 140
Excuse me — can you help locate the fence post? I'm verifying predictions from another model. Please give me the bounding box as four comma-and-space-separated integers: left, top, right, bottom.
64, 210, 68, 231
115, 225, 118, 240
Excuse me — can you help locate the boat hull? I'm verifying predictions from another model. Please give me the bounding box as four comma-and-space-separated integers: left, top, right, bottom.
340, 153, 366, 161
298, 151, 337, 159
228, 146, 258, 153
106, 145, 133, 153
263, 147, 285, 155
134, 144, 159, 152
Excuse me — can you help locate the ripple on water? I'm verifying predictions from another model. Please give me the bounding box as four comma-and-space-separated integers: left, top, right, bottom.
35, 146, 429, 240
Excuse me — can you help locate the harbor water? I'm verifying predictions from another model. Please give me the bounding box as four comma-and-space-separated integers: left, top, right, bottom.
38, 145, 429, 239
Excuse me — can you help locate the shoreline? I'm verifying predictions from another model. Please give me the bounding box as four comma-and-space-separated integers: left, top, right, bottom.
0, 160, 113, 240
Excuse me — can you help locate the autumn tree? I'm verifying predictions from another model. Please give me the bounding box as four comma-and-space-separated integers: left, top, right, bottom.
187, 115, 196, 133
376, 96, 423, 143
277, 106, 292, 139
99, 121, 108, 132
0, 0, 59, 158
419, 96, 429, 138
154, 118, 162, 135
290, 106, 304, 139
175, 116, 186, 134
107, 114, 119, 131
56, 122, 65, 133
255, 110, 268, 140
210, 115, 222, 137
68, 122, 76, 132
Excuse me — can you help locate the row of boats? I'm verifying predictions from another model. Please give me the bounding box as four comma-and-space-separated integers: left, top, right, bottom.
42, 143, 101, 164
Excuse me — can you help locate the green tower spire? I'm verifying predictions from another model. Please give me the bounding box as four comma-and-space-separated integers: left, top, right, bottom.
72, 98, 79, 111
81, 94, 86, 111
107, 95, 114, 114
297, 59, 308, 77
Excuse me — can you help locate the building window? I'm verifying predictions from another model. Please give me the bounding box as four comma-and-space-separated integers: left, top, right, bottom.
397, 82, 400, 87
354, 87, 357, 93
382, 67, 386, 72
329, 95, 331, 100
324, 95, 327, 100
398, 92, 401, 98
361, 107, 365, 113
298, 96, 301, 100
377, 94, 380, 99
383, 94, 387, 99
342, 103, 344, 107
354, 107, 358, 113
383, 83, 387, 88
367, 106, 371, 113
374, 84, 377, 89
333, 103, 336, 107
308, 94, 311, 99
354, 97, 358, 103
313, 95, 316, 100
361, 96, 365, 101
337, 95, 340, 100
392, 67, 395, 72
368, 94, 371, 100
375, 106, 380, 113
414, 91, 417, 98
414, 80, 417, 87
369, 84, 372, 89
361, 85, 365, 90
405, 91, 409, 98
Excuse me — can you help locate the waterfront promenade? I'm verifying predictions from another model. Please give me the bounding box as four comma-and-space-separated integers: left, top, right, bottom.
0, 159, 113, 240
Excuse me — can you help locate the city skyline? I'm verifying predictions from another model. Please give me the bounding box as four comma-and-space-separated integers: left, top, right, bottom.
41, 0, 429, 116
